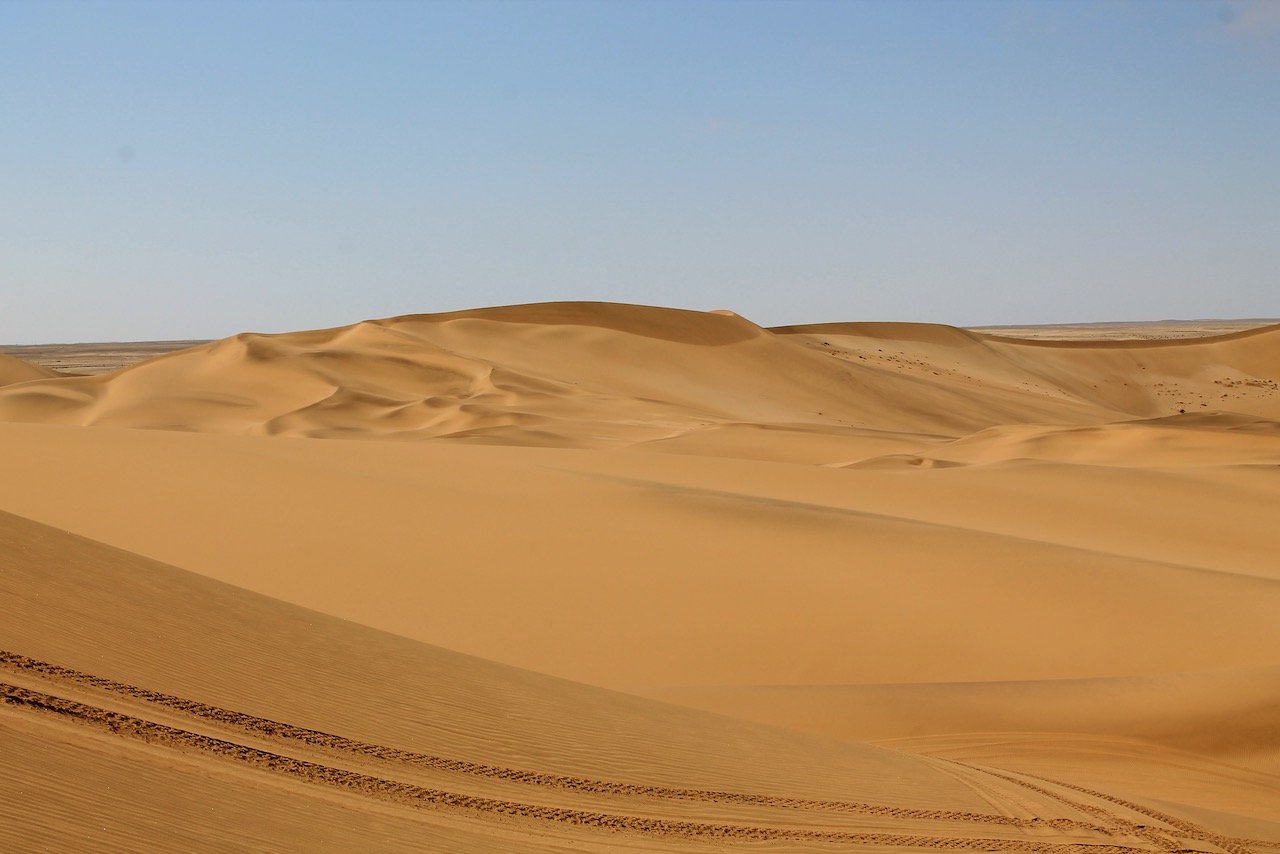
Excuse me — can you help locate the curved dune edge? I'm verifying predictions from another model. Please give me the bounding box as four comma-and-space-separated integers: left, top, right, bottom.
845, 414, 1280, 468
642, 667, 1280, 769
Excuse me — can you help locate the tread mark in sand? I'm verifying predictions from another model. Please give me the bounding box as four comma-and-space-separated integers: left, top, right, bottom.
3, 682, 1150, 851
3, 649, 1275, 852
955, 761, 1263, 854
0, 649, 1101, 832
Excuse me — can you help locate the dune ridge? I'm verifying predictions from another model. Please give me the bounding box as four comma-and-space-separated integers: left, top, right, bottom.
0, 303, 1276, 449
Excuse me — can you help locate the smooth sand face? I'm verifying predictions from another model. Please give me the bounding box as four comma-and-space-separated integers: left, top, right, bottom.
0, 352, 59, 385
0, 302, 1277, 849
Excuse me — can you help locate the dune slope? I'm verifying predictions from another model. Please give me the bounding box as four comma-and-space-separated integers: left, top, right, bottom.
1, 423, 1278, 692
11, 508, 1253, 851
3, 304, 1277, 449
0, 352, 59, 386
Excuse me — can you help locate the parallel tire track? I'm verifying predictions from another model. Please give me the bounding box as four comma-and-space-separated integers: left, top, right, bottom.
963, 762, 1265, 854
1, 681, 1145, 852
955, 764, 1181, 852
1017, 770, 1268, 854
0, 649, 1098, 832
6, 649, 1274, 852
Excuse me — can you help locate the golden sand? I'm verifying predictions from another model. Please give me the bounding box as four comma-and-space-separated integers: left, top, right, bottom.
1, 303, 1276, 849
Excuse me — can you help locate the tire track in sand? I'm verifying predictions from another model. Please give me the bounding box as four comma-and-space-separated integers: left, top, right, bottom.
957, 761, 1264, 854
1, 681, 1145, 851
0, 649, 1101, 833
8, 649, 1274, 852
1016, 770, 1272, 854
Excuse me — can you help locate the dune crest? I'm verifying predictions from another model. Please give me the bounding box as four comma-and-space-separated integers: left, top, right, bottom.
2, 303, 1278, 454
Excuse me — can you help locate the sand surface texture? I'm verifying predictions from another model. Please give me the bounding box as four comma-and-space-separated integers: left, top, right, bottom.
1, 302, 1277, 850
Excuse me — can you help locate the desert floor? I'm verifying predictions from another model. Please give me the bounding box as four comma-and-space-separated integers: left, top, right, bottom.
1, 303, 1277, 852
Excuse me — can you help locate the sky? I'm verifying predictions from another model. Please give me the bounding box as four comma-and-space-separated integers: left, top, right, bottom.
1, 0, 1277, 343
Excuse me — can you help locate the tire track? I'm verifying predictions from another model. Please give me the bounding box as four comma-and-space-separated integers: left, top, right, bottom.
0, 649, 1099, 833
9, 649, 1275, 852
962, 762, 1264, 854
955, 764, 1181, 852
0, 681, 1146, 852
922, 754, 1088, 825
1016, 771, 1265, 854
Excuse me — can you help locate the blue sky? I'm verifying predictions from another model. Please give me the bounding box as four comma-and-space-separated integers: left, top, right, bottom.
2, 0, 1277, 343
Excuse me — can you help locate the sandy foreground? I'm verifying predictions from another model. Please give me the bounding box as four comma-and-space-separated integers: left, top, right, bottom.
0, 302, 1277, 851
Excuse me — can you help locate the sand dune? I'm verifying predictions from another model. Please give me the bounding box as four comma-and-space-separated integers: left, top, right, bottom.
2, 423, 1279, 691
0, 352, 58, 386
3, 510, 1276, 849
647, 665, 1280, 775
3, 304, 880, 442
1, 302, 1277, 848
776, 320, 1280, 425
883, 414, 1280, 467
3, 303, 1277, 450
4, 508, 1206, 851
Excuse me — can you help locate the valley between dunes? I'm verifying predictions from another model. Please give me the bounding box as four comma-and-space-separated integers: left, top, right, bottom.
1, 302, 1277, 851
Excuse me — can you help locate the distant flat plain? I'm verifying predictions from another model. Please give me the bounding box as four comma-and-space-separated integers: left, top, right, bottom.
1, 339, 209, 374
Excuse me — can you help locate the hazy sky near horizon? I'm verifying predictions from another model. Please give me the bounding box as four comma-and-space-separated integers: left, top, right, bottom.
2, 0, 1277, 343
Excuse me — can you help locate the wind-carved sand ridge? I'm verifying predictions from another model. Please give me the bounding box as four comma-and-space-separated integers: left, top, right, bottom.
1, 302, 1277, 850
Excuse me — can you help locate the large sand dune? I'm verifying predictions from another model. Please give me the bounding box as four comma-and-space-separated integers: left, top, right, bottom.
4, 303, 1277, 444
1, 302, 1277, 849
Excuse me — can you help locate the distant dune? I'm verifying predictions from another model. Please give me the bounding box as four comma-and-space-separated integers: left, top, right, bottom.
0, 302, 1276, 849
1, 303, 1278, 445
0, 352, 59, 386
